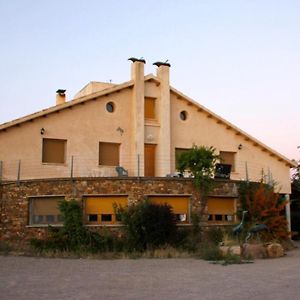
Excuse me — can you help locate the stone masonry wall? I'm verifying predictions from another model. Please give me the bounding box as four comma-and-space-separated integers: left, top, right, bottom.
0, 177, 238, 247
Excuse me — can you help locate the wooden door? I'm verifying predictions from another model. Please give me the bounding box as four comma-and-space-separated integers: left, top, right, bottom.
144, 144, 156, 177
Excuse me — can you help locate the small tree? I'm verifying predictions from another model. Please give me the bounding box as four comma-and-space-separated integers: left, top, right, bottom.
116, 201, 177, 251
239, 183, 289, 240
177, 145, 219, 215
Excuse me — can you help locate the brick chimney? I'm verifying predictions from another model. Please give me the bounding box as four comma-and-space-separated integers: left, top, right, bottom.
56, 89, 66, 105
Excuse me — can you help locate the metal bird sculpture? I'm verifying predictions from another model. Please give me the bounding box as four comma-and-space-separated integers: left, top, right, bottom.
128, 57, 146, 64
245, 223, 269, 242
232, 210, 248, 243
153, 60, 171, 67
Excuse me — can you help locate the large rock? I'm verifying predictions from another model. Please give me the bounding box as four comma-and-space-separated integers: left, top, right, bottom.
266, 243, 284, 258
242, 243, 267, 259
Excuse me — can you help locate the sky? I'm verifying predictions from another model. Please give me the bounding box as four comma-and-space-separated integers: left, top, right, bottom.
0, 0, 299, 160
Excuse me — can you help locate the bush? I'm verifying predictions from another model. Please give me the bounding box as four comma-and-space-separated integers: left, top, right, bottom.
205, 227, 224, 245
116, 201, 177, 251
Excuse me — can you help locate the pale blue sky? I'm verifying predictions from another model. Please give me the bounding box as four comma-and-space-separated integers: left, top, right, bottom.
0, 0, 299, 159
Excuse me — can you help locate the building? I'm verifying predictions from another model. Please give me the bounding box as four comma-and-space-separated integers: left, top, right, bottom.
0, 59, 295, 241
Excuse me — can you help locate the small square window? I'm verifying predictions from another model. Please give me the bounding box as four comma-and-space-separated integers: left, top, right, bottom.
101, 214, 112, 222
34, 215, 44, 224
42, 138, 66, 164
215, 214, 223, 221
176, 214, 187, 222
226, 215, 233, 222
46, 215, 55, 223
99, 142, 120, 166
88, 214, 98, 222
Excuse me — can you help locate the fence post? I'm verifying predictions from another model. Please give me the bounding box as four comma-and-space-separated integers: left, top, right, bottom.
70, 156, 74, 180
137, 154, 140, 177
17, 160, 21, 186
0, 160, 3, 182
245, 161, 249, 182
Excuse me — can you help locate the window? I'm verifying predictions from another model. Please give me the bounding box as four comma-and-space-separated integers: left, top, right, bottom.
148, 196, 190, 223
219, 151, 236, 172
145, 97, 156, 119
42, 138, 66, 164
29, 197, 64, 225
84, 196, 127, 224
179, 111, 187, 121
99, 142, 120, 166
106, 102, 115, 113
207, 197, 235, 222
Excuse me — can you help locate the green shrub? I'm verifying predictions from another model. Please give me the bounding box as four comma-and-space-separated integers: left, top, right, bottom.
30, 200, 119, 253
116, 201, 177, 251
205, 227, 224, 245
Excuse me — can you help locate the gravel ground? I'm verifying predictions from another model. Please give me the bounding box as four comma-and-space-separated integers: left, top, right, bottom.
1, 244, 300, 300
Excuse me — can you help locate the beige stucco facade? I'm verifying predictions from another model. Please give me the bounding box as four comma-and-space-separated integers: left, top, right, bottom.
0, 60, 294, 194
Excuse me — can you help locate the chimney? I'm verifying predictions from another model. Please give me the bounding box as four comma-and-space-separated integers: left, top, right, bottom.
128, 57, 146, 176
153, 61, 171, 176
56, 89, 66, 105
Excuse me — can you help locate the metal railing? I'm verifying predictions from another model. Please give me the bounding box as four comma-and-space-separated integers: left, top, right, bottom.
0, 155, 278, 185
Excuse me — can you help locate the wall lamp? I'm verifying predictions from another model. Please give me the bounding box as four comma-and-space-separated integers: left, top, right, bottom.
40, 128, 45, 135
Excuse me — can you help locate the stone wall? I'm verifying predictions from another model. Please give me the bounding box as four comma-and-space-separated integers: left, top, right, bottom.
0, 177, 239, 246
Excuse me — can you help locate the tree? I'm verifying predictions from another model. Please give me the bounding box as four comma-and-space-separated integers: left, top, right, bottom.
239, 182, 289, 240
292, 160, 300, 190
177, 145, 219, 216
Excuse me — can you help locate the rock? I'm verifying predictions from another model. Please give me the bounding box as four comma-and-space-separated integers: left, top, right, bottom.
242, 243, 267, 259
230, 246, 241, 256
219, 245, 241, 256
266, 243, 284, 258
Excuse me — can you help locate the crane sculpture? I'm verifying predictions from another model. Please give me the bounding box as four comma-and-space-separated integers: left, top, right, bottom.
232, 210, 248, 243
245, 223, 269, 242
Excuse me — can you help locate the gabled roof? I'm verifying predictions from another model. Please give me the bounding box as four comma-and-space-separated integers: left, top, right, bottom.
170, 86, 296, 167
0, 74, 296, 167
0, 79, 134, 131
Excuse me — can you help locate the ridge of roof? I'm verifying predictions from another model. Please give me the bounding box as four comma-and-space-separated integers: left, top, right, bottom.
170, 86, 296, 167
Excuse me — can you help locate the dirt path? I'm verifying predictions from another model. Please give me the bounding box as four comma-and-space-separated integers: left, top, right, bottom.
1, 245, 300, 300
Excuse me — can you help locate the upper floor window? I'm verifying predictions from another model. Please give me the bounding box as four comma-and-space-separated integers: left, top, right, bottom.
106, 102, 115, 113
42, 138, 66, 164
145, 97, 156, 119
219, 151, 236, 172
99, 142, 120, 166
